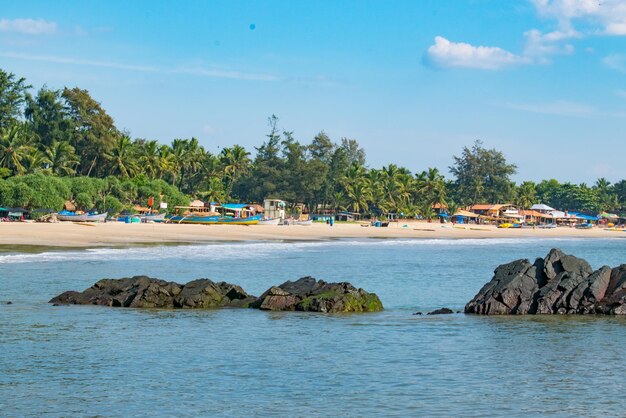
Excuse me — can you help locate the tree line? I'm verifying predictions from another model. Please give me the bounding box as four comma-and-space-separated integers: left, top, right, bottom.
0, 68, 625, 216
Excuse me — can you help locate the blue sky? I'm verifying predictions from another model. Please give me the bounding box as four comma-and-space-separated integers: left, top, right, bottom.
1, 0, 626, 183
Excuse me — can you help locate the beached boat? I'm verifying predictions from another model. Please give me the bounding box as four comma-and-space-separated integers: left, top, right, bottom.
293, 219, 313, 226
575, 223, 593, 229
142, 212, 166, 222
258, 217, 281, 226
168, 213, 262, 225
58, 210, 108, 222
168, 203, 263, 225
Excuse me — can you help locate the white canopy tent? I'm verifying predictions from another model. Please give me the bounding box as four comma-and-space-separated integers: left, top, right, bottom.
531, 203, 555, 211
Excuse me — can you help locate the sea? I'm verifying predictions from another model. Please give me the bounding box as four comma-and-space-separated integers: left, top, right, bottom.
1, 237, 626, 417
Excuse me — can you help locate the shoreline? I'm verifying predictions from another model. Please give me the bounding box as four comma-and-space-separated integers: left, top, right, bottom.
0, 221, 624, 248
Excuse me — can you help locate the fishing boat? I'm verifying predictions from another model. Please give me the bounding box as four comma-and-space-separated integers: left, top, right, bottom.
168, 203, 262, 225
142, 212, 166, 222
58, 210, 108, 222
293, 219, 313, 226
575, 223, 593, 229
258, 217, 281, 225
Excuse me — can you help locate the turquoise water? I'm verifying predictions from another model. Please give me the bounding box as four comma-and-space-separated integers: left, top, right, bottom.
1, 238, 626, 416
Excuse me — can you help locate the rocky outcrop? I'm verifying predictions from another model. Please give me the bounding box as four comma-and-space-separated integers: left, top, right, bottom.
252, 277, 384, 313
49, 276, 257, 309
50, 275, 383, 313
427, 308, 454, 315
465, 248, 626, 315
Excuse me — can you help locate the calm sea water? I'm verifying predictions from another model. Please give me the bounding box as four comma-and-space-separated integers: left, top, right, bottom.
2, 238, 626, 417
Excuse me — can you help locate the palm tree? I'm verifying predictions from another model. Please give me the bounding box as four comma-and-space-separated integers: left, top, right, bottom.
44, 140, 79, 176
516, 181, 537, 210
0, 123, 33, 175
330, 191, 346, 213
157, 145, 176, 180
105, 135, 137, 178
138, 140, 161, 178
419, 202, 436, 221
23, 148, 47, 174
220, 144, 251, 197
200, 176, 226, 203
345, 181, 372, 213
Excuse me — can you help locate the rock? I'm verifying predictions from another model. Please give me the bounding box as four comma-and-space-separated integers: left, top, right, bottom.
427, 308, 453, 315
252, 276, 383, 313
413, 311, 423, 315
5, 301, 12, 305
49, 275, 383, 313
465, 249, 626, 315
49, 276, 257, 309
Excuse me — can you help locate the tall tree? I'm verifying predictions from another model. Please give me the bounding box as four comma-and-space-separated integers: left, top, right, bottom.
62, 87, 119, 176
449, 140, 517, 205
25, 88, 71, 148
0, 69, 30, 129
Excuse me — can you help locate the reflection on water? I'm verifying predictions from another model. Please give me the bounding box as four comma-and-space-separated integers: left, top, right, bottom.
1, 238, 626, 416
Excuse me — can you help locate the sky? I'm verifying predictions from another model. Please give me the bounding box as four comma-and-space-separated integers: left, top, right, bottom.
1, 0, 626, 183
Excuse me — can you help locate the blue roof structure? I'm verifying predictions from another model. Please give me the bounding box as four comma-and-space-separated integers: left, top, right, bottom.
221, 203, 249, 210
569, 212, 599, 221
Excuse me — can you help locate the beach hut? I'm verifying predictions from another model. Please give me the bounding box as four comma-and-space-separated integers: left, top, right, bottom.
530, 203, 555, 213
190, 199, 206, 208
452, 209, 479, 224
263, 198, 286, 220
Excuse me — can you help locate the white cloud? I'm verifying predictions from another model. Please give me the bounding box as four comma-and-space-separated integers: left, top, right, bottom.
0, 51, 282, 82
602, 54, 626, 72
532, 0, 626, 36
499, 99, 626, 118
615, 89, 626, 98
172, 66, 279, 82
0, 18, 57, 35
425, 36, 529, 70
523, 28, 576, 59
500, 100, 597, 117
0, 51, 157, 72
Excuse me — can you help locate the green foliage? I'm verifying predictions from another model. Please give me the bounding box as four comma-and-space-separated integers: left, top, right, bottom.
449, 140, 517, 205
75, 192, 94, 210
1, 67, 625, 218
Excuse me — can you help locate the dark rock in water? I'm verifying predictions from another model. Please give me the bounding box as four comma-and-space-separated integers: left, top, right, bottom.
49, 276, 257, 309
252, 276, 383, 313
465, 248, 626, 315
427, 308, 453, 315
413, 311, 423, 315
5, 301, 12, 305
50, 275, 382, 313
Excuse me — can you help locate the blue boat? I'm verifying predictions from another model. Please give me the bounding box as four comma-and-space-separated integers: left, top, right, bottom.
167, 203, 262, 225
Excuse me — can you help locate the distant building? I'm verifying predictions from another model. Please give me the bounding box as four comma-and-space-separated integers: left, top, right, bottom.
263, 199, 286, 220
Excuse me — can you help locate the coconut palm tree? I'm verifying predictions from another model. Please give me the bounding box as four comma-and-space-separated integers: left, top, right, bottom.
157, 145, 176, 180
0, 123, 33, 175
345, 180, 372, 213
23, 148, 48, 174
516, 181, 537, 210
220, 144, 251, 198
44, 140, 79, 176
137, 139, 161, 179
105, 135, 137, 178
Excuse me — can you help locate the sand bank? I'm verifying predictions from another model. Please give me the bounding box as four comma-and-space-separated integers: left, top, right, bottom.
0, 221, 624, 247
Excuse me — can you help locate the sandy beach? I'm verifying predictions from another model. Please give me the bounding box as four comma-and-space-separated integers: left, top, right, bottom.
0, 221, 623, 247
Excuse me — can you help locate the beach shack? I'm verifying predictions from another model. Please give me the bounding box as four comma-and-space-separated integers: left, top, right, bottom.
335, 211, 362, 222
263, 198, 286, 220
470, 204, 519, 224
451, 209, 479, 224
